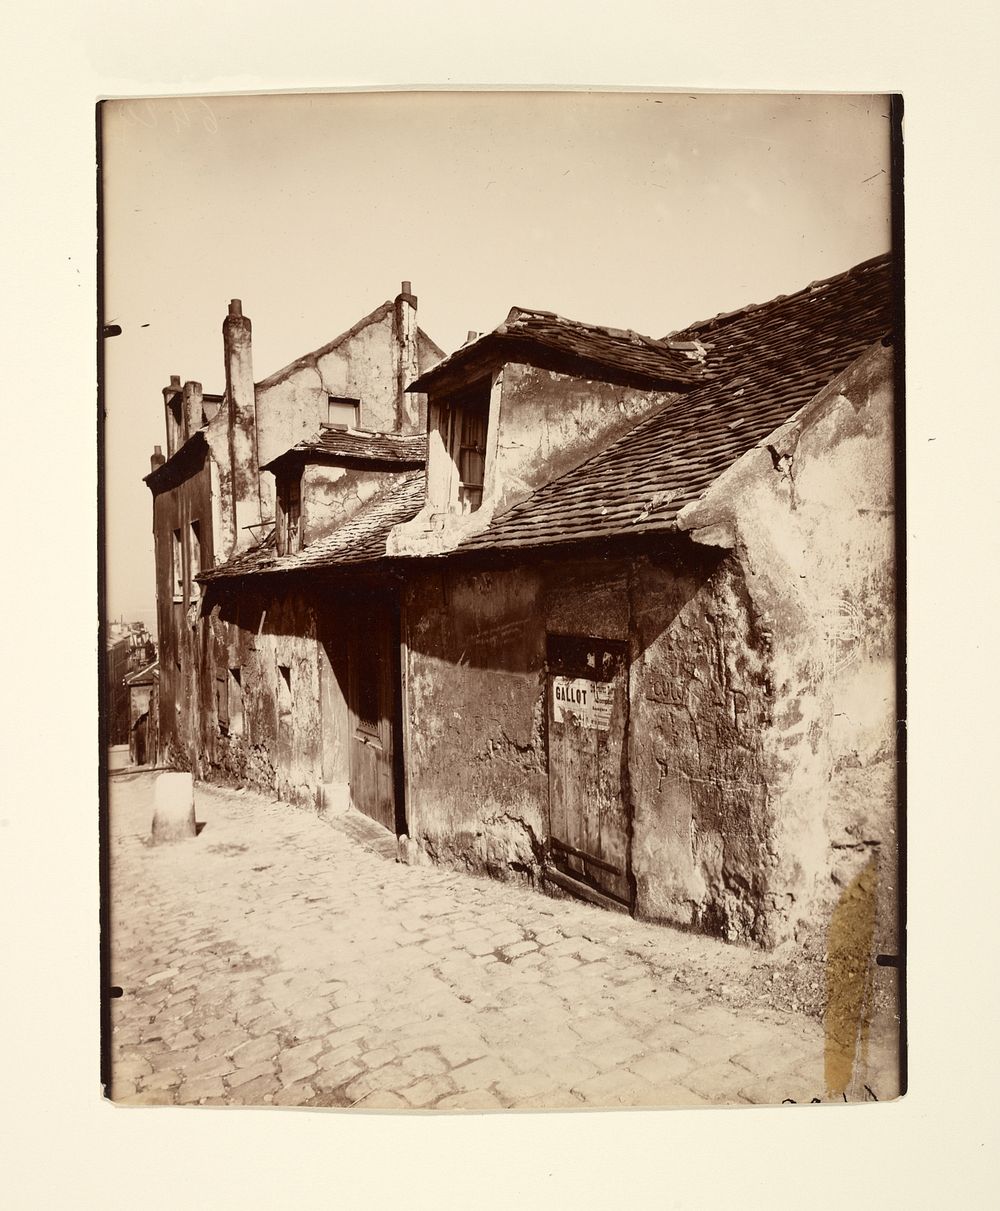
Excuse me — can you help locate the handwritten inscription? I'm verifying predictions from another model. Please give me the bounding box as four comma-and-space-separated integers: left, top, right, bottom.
112, 98, 219, 142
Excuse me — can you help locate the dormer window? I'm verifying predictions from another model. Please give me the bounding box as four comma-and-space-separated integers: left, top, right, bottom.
438, 381, 491, 514
327, 395, 361, 429
276, 472, 302, 555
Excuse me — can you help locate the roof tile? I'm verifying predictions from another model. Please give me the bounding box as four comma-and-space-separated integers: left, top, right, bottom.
460, 253, 893, 552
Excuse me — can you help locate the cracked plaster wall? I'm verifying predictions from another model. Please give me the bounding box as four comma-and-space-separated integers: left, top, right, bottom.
676, 342, 897, 948
300, 464, 406, 547
492, 365, 680, 518
628, 550, 774, 944
403, 567, 548, 880
389, 365, 678, 555
402, 550, 774, 944
197, 589, 331, 812
255, 311, 421, 522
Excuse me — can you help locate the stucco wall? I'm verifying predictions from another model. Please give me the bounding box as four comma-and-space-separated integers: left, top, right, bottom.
256, 312, 409, 478
403, 567, 548, 877
628, 550, 774, 944
196, 586, 352, 811
489, 365, 679, 516
300, 464, 408, 547
402, 549, 775, 943
677, 341, 897, 947
390, 364, 679, 554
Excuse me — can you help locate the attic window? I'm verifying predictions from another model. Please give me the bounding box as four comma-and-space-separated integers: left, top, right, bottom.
327, 396, 361, 429
438, 382, 490, 514
276, 472, 302, 556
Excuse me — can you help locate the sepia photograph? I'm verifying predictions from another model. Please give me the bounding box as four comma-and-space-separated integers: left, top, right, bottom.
99, 89, 902, 1112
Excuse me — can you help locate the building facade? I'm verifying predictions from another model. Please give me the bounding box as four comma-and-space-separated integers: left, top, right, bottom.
144, 284, 444, 778
154, 255, 898, 953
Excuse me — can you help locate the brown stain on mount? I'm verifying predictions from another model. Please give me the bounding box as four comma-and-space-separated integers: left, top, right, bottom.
824, 853, 878, 1098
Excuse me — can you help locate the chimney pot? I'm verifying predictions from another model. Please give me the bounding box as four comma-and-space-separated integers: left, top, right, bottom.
401, 281, 412, 296
169, 375, 181, 389
229, 299, 242, 317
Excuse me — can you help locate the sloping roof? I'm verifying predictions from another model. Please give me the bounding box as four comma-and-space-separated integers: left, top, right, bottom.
261, 428, 427, 472
458, 252, 893, 552
124, 660, 159, 686
143, 429, 209, 491
256, 297, 445, 391
200, 472, 427, 581
408, 307, 710, 395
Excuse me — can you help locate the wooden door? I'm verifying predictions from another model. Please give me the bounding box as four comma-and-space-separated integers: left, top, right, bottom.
547, 634, 631, 905
347, 593, 399, 834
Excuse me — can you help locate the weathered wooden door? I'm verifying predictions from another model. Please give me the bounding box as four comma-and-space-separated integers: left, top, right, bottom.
547, 634, 631, 905
347, 593, 400, 834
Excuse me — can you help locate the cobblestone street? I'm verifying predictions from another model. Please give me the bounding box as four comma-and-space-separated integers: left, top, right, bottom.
108, 771, 834, 1111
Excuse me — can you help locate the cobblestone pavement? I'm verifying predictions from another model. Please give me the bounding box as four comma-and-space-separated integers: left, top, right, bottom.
108, 772, 833, 1111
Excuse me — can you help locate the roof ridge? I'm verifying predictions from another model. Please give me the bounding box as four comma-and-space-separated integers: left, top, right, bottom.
669, 251, 892, 339
255, 299, 395, 390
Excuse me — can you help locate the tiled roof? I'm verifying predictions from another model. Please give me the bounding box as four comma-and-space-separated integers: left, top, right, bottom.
262, 428, 427, 471
408, 307, 710, 395
459, 253, 893, 552
200, 472, 427, 581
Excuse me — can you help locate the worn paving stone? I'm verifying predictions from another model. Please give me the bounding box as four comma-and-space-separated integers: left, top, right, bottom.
109, 774, 837, 1112
232, 1034, 281, 1069
179, 1075, 226, 1102
401, 1074, 456, 1108
627, 1049, 697, 1085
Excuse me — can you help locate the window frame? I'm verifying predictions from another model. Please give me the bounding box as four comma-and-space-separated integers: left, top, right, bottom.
189, 520, 202, 598
436, 380, 491, 515
171, 528, 184, 602
275, 471, 303, 556
325, 395, 361, 430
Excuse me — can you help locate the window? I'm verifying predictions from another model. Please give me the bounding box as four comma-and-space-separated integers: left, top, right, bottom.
439, 385, 490, 513
278, 664, 292, 717
172, 529, 183, 601
327, 395, 361, 429
355, 639, 382, 737
189, 521, 202, 597
230, 668, 244, 733
216, 670, 229, 735
276, 473, 302, 555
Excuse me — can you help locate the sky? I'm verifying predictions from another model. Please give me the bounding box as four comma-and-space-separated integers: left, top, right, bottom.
101, 90, 891, 633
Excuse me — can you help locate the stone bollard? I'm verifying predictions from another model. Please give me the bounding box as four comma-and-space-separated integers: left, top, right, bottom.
151, 771, 197, 844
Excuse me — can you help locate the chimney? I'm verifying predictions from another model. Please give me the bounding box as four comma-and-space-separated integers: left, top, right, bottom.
150, 445, 165, 473
182, 380, 203, 440
394, 280, 421, 432
162, 375, 183, 457
223, 298, 260, 551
